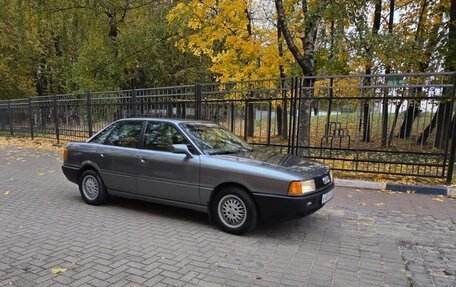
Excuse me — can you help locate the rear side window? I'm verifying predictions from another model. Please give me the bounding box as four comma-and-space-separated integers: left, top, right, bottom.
104, 121, 143, 148
89, 124, 117, 144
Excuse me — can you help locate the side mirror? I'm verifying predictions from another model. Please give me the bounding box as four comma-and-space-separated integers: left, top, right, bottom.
171, 144, 193, 158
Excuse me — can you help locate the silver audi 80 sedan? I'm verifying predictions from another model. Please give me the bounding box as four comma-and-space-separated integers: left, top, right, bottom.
62, 118, 334, 234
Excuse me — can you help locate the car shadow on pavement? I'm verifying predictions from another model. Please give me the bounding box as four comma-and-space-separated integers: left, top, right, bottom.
107, 196, 210, 224
65, 191, 317, 237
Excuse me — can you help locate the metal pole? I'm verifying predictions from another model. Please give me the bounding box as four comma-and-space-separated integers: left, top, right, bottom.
131, 88, 137, 118
446, 74, 456, 184
195, 84, 202, 120
230, 102, 235, 132
244, 98, 248, 141
8, 100, 13, 136
53, 95, 60, 143
28, 97, 34, 139
87, 93, 93, 137
267, 101, 272, 145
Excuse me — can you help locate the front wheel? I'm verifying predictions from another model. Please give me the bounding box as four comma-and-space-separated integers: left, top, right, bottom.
79, 170, 109, 205
212, 187, 258, 235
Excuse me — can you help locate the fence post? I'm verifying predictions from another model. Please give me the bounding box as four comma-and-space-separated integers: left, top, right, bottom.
230, 102, 235, 132
446, 74, 456, 184
195, 84, 202, 120
87, 93, 93, 137
53, 95, 59, 144
244, 98, 249, 141
131, 88, 137, 118
28, 97, 34, 139
267, 101, 272, 145
8, 100, 13, 136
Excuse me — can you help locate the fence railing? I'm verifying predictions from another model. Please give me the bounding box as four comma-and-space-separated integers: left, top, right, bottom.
1, 72, 455, 183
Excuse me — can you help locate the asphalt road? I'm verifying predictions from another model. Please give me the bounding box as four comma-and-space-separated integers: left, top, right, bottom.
0, 143, 455, 287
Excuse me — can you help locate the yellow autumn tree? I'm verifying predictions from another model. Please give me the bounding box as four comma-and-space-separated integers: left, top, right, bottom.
167, 0, 293, 82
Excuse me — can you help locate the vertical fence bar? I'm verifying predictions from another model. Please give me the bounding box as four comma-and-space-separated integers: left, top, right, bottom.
8, 100, 13, 136
267, 101, 272, 145
167, 103, 173, 118
53, 95, 60, 143
195, 84, 202, 120
230, 102, 235, 132
244, 98, 249, 141
87, 93, 93, 137
28, 97, 34, 139
381, 75, 389, 146
131, 88, 137, 118
446, 74, 456, 184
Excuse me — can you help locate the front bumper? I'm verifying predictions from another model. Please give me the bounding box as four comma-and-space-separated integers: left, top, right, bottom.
62, 165, 79, 184
252, 183, 334, 221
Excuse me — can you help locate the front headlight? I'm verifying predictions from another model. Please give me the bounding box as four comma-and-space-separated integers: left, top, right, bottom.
301, 179, 316, 193
288, 179, 316, 196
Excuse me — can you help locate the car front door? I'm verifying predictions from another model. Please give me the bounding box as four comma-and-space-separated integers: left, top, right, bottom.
136, 121, 200, 204
97, 120, 144, 194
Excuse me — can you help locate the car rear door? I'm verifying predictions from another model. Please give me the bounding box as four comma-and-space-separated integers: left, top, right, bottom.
96, 120, 145, 194
136, 121, 200, 204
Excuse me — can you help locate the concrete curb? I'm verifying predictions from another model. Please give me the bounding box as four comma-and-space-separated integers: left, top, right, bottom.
335, 178, 450, 196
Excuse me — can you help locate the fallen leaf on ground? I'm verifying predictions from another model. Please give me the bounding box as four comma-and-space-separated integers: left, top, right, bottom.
432, 197, 444, 202
51, 267, 67, 275
347, 194, 353, 198
378, 189, 397, 195
375, 202, 385, 207
406, 190, 416, 194
3, 191, 10, 196
36, 172, 45, 176
355, 189, 361, 192
358, 202, 366, 206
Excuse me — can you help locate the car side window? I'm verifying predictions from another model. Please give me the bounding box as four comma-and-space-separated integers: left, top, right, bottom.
104, 121, 143, 148
143, 122, 191, 152
89, 124, 117, 144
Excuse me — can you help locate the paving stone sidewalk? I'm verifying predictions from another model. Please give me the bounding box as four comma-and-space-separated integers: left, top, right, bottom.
0, 144, 455, 287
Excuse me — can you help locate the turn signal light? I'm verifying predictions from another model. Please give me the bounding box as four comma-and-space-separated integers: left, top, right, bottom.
288, 182, 303, 196
63, 148, 68, 162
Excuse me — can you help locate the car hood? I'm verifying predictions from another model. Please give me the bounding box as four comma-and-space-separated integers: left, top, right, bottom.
211, 149, 329, 180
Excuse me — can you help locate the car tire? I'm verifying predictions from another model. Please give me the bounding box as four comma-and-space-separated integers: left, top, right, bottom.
79, 170, 109, 205
212, 187, 258, 235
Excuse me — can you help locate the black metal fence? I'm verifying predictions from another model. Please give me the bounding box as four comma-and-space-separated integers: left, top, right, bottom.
1, 72, 455, 183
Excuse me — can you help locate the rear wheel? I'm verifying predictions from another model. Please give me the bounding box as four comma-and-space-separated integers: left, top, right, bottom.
79, 170, 109, 205
212, 187, 258, 235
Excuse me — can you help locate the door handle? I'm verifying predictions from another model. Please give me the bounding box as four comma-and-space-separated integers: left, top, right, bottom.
100, 153, 106, 158
139, 157, 147, 163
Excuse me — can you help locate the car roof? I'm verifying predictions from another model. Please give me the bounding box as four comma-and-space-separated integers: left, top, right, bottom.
114, 118, 213, 125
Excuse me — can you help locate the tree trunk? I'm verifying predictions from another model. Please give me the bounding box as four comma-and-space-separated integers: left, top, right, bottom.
418, 0, 456, 147
277, 18, 287, 139
362, 100, 371, 142
418, 102, 453, 147
276, 104, 283, 137
298, 78, 314, 150
388, 100, 404, 146
325, 18, 335, 137
275, 0, 325, 153
245, 7, 255, 137
247, 94, 255, 137
362, 0, 382, 143
399, 99, 420, 138
382, 0, 395, 146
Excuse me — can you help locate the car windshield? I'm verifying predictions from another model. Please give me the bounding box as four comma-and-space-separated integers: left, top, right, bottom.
180, 123, 253, 155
